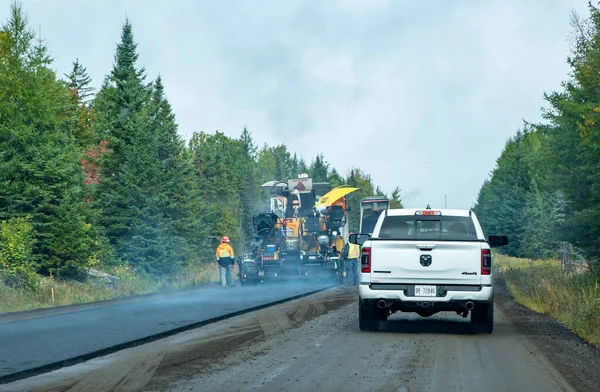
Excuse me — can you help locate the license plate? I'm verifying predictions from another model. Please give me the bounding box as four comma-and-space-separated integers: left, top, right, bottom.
415, 285, 436, 297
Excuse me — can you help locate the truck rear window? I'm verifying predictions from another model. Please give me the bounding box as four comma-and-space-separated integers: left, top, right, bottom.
377, 215, 479, 241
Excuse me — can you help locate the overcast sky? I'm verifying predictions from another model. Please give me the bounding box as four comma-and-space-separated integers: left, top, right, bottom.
2, 0, 591, 209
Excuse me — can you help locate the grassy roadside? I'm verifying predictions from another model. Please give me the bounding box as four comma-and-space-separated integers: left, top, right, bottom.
0, 262, 235, 314
495, 254, 600, 347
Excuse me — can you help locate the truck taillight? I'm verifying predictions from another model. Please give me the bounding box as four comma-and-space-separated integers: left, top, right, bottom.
481, 249, 492, 275
361, 247, 371, 273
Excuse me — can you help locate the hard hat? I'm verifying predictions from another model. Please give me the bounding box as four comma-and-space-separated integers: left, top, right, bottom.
221, 236, 230, 243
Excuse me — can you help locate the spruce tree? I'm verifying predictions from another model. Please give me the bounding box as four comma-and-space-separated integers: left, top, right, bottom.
93, 19, 167, 273
390, 187, 403, 208
149, 76, 203, 263
327, 168, 344, 187
239, 127, 258, 243
0, 2, 98, 277
310, 153, 329, 182
64, 59, 94, 102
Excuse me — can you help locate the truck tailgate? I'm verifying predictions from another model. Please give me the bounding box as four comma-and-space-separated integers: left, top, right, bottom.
369, 241, 483, 285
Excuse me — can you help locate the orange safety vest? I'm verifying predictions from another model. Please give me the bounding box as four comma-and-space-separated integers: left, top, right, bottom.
216, 243, 234, 260
347, 243, 360, 259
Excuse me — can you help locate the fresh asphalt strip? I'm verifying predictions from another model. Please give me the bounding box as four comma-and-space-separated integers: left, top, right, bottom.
0, 284, 335, 385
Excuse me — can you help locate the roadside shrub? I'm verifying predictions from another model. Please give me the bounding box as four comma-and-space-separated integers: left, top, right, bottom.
0, 216, 39, 290
499, 255, 600, 346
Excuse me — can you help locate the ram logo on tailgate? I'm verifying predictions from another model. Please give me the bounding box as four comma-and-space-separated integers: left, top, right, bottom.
420, 255, 432, 267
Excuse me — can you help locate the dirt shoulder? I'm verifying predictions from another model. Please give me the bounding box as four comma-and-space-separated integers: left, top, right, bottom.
495, 276, 600, 391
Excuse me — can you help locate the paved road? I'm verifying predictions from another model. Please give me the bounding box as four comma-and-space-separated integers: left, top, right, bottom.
0, 281, 331, 381
2, 282, 599, 392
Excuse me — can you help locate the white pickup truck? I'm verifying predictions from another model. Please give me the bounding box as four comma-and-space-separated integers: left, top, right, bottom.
349, 207, 508, 333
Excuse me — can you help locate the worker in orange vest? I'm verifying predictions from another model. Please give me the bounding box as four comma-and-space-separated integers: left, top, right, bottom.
216, 236, 235, 288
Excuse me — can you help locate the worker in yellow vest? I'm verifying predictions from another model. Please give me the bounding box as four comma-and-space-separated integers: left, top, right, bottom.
216, 236, 235, 288
342, 232, 360, 286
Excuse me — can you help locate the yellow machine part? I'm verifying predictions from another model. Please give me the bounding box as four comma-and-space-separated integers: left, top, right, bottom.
276, 218, 300, 237
302, 235, 319, 252
314, 187, 359, 209
332, 236, 344, 252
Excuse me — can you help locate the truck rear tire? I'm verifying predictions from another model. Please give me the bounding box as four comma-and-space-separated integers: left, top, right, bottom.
359, 300, 380, 331
471, 301, 494, 334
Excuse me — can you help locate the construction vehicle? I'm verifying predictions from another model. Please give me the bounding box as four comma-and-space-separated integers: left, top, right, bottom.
359, 196, 390, 235
237, 174, 359, 284
237, 211, 281, 285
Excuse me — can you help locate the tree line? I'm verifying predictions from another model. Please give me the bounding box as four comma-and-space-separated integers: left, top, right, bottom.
473, 3, 600, 274
0, 3, 402, 288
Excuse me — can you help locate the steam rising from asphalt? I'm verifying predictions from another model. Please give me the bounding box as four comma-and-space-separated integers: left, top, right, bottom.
0, 279, 335, 381
141, 279, 335, 309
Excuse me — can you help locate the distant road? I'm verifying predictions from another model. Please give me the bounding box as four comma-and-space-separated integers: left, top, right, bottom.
0, 281, 331, 383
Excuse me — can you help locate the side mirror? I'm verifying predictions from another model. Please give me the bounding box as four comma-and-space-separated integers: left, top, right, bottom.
349, 233, 371, 246
488, 235, 509, 248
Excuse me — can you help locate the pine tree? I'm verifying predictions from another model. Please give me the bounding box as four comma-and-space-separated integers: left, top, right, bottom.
93, 18, 148, 168
298, 157, 309, 174
189, 131, 245, 257
149, 75, 203, 262
64, 59, 94, 102
309, 153, 329, 182
63, 59, 96, 148
327, 168, 344, 187
92, 19, 178, 273
542, 4, 600, 264
0, 2, 98, 277
240, 126, 257, 158
239, 127, 259, 243
390, 187, 403, 208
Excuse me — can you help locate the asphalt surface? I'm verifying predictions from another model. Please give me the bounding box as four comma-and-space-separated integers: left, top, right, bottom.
0, 281, 331, 382
2, 280, 599, 392
168, 289, 579, 392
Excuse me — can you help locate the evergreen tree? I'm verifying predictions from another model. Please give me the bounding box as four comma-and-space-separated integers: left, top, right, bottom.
390, 187, 403, 208
240, 126, 257, 158
298, 157, 309, 174
189, 131, 245, 258
63, 59, 96, 148
327, 168, 344, 187
148, 76, 203, 262
309, 153, 329, 182
64, 59, 94, 102
93, 19, 193, 274
238, 127, 259, 243
0, 2, 98, 277
541, 4, 600, 264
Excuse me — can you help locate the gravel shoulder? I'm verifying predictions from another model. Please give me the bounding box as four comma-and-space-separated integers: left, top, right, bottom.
494, 276, 600, 391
